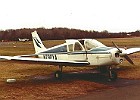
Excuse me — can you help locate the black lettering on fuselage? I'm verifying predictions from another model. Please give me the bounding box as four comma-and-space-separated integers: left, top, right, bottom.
43, 54, 57, 60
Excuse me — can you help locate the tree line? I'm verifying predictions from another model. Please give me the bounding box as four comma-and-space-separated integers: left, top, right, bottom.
0, 28, 140, 41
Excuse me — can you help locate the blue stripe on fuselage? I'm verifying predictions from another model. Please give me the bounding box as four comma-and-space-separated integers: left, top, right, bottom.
38, 51, 111, 55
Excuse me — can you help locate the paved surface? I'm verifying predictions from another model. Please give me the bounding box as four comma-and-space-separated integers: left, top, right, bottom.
68, 79, 140, 100
32, 70, 140, 100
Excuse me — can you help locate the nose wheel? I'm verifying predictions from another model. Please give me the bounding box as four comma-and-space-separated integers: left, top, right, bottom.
99, 66, 118, 81
108, 70, 117, 81
108, 66, 117, 81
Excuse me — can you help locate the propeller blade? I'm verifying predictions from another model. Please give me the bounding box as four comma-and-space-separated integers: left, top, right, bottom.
124, 55, 134, 65
112, 41, 134, 65
112, 41, 122, 53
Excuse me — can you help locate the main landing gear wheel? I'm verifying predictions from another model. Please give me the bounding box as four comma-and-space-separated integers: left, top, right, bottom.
54, 71, 62, 80
54, 66, 63, 80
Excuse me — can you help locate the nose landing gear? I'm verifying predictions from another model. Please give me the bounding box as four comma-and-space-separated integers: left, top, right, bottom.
99, 66, 118, 81
108, 66, 117, 81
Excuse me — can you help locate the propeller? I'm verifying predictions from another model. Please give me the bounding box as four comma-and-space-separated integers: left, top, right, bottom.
112, 41, 122, 53
112, 41, 134, 65
124, 55, 134, 65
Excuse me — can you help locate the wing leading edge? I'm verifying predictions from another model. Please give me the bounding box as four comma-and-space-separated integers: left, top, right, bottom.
0, 56, 89, 66
124, 48, 140, 55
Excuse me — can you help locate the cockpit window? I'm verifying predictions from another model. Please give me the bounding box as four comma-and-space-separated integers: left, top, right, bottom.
41, 45, 67, 53
68, 44, 74, 52
74, 42, 83, 51
85, 41, 95, 50
68, 42, 83, 52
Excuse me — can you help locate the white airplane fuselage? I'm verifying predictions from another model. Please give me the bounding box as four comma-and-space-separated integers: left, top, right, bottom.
37, 45, 122, 67
32, 31, 126, 68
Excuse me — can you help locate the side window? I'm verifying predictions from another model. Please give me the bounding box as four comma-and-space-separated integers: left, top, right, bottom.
74, 42, 83, 51
68, 44, 74, 52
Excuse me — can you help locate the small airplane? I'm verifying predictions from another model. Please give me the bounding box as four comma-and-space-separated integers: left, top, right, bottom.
18, 38, 29, 42
0, 31, 140, 81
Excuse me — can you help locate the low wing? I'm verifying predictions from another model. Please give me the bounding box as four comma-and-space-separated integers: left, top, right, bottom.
120, 48, 140, 65
124, 48, 140, 55
0, 56, 89, 66
15, 54, 37, 57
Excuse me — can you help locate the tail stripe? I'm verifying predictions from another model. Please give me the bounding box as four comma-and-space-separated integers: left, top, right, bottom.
31, 31, 47, 53
33, 37, 42, 48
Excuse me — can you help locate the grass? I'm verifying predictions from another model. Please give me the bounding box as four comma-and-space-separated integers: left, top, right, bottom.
97, 37, 140, 47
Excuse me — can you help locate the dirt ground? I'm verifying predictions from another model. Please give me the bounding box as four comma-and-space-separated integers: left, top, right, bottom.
0, 76, 111, 100
0, 66, 140, 100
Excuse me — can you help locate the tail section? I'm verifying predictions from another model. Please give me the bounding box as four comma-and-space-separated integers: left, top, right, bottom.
31, 31, 47, 53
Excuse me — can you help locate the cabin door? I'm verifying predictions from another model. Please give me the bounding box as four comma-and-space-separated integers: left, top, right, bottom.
67, 41, 87, 61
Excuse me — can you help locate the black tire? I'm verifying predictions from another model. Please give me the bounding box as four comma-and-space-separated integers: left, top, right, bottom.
54, 71, 62, 80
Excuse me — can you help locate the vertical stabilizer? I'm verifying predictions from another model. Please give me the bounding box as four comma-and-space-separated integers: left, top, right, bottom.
31, 31, 47, 53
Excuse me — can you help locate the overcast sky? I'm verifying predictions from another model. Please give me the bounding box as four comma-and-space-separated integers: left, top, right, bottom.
0, 0, 140, 32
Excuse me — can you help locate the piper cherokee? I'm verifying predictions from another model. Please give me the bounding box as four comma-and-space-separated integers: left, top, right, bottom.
0, 31, 140, 81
